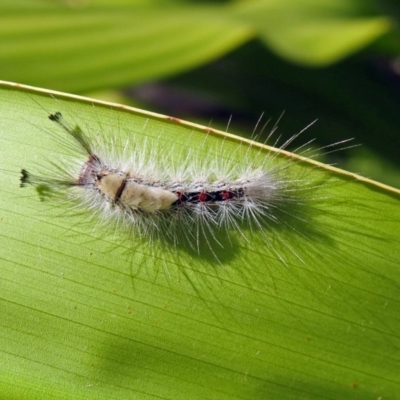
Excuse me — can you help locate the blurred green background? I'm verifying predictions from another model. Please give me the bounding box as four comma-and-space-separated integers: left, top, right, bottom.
2, 0, 400, 186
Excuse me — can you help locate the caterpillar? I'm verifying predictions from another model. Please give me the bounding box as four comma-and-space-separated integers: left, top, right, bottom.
19, 108, 344, 264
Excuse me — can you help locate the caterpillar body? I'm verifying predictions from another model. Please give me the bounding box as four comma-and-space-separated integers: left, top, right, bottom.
19, 109, 328, 262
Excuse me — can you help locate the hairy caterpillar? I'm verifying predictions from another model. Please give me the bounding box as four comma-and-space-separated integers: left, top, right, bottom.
19, 106, 347, 264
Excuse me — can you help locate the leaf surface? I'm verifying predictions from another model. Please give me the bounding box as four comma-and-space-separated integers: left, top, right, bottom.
0, 82, 399, 399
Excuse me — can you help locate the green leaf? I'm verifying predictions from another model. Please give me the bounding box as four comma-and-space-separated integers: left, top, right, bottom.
233, 0, 391, 66
0, 0, 392, 94
0, 0, 252, 93
0, 81, 400, 399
